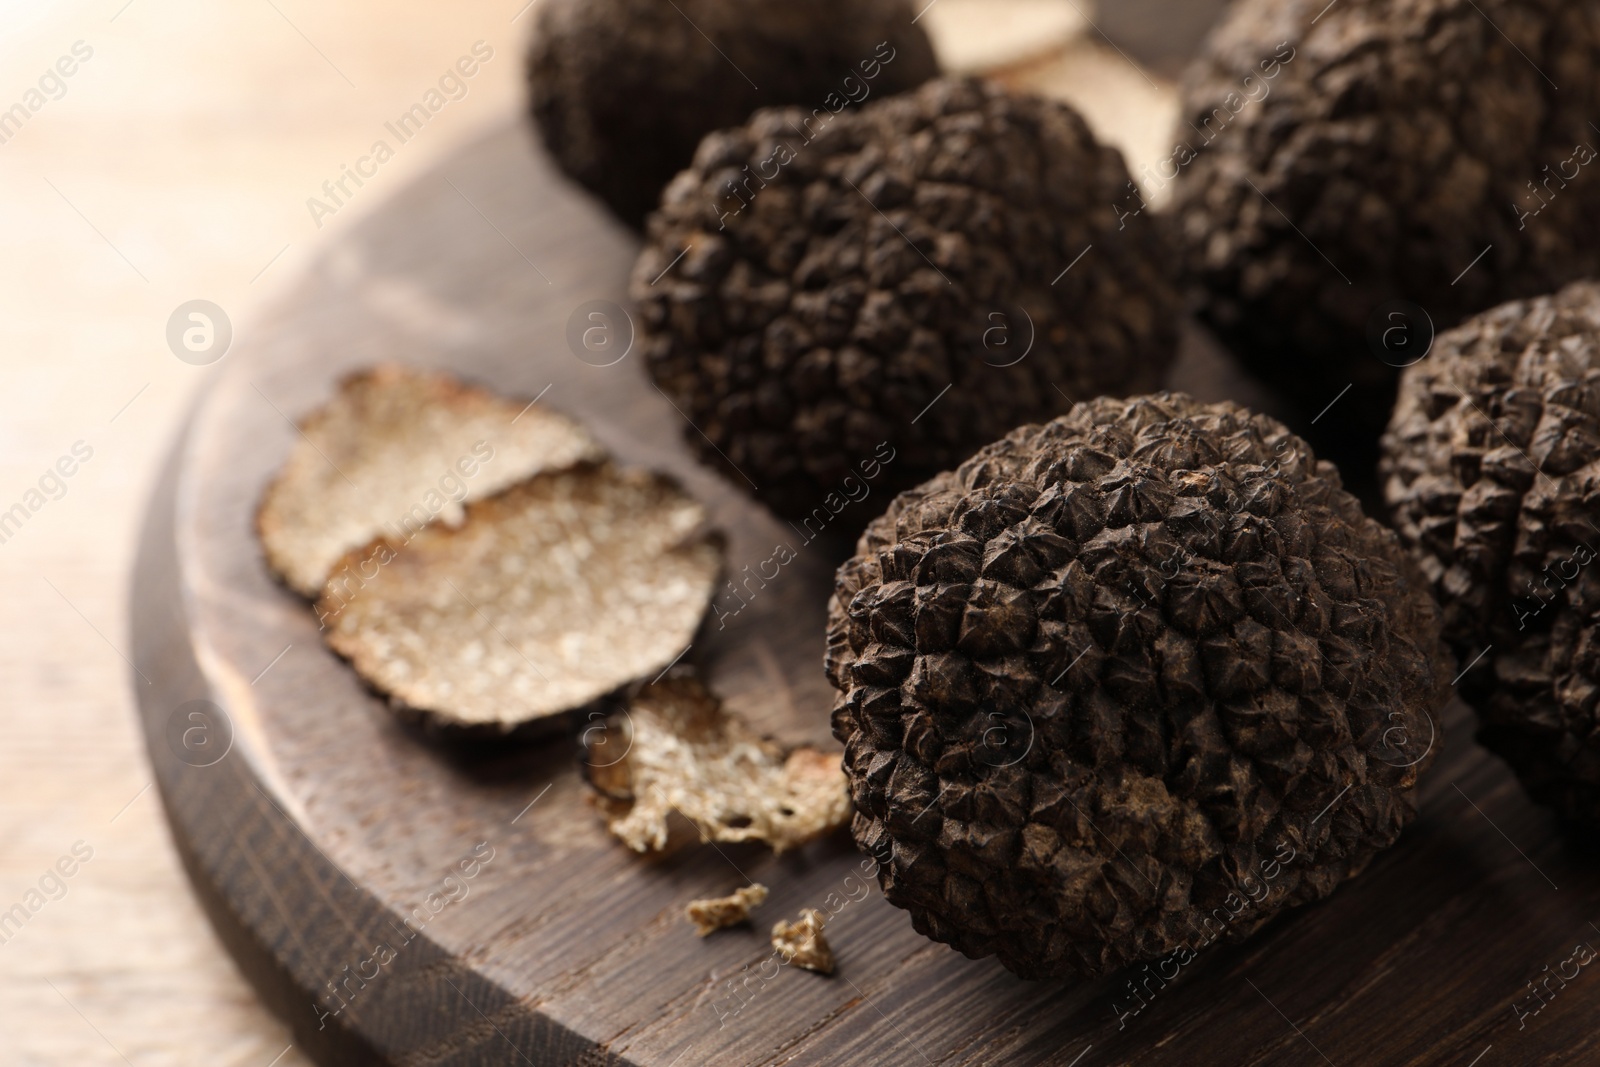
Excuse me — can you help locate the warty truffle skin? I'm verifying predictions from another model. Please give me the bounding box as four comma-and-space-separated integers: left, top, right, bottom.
526, 0, 939, 228
1169, 0, 1600, 458
1383, 280, 1600, 825
635, 77, 1182, 523
827, 393, 1448, 979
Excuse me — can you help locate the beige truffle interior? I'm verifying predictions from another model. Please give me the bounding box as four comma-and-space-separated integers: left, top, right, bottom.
771, 908, 836, 975
685, 882, 769, 936
258, 364, 603, 596
587, 676, 851, 853
319, 465, 720, 728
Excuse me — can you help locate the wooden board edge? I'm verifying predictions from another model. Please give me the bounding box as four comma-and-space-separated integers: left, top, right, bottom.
129, 411, 635, 1067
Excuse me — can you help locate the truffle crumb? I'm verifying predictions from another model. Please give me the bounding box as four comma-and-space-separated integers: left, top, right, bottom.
686, 883, 769, 936
585, 677, 851, 853
319, 464, 720, 730
771, 909, 835, 975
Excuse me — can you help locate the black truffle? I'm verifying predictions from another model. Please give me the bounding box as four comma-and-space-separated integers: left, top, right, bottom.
1382, 280, 1600, 825
1170, 0, 1600, 460
828, 393, 1447, 979
527, 0, 939, 228
635, 77, 1182, 522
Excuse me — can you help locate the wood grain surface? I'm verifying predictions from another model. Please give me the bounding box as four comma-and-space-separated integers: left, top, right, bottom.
0, 5, 531, 1066
130, 114, 1600, 1067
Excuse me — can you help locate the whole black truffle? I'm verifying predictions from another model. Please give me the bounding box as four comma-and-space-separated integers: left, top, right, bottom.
1383, 280, 1600, 825
1170, 0, 1600, 460
527, 0, 939, 228
828, 393, 1447, 979
635, 77, 1182, 522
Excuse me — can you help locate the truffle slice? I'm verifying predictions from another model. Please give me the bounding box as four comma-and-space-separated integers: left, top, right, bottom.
686, 883, 769, 936
318, 464, 719, 730
636, 76, 1181, 522
258, 365, 602, 596
771, 909, 835, 975
1382, 280, 1600, 824
1170, 0, 1600, 462
828, 392, 1448, 979
527, 0, 938, 228
585, 677, 851, 853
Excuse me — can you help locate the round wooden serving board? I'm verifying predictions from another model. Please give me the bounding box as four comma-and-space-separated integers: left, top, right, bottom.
132, 119, 1600, 1067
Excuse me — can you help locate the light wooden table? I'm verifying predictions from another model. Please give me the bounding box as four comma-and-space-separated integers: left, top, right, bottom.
1, 5, 547, 1064
0, 2, 1173, 1063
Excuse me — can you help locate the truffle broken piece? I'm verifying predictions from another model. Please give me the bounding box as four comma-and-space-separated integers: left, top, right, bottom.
318, 464, 720, 730
258, 365, 602, 596
771, 908, 835, 975
636, 76, 1181, 522
527, 0, 939, 228
686, 883, 769, 936
586, 677, 851, 853
828, 393, 1449, 979
1382, 281, 1600, 825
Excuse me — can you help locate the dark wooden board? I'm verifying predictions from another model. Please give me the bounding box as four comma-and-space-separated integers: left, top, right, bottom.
131, 117, 1600, 1067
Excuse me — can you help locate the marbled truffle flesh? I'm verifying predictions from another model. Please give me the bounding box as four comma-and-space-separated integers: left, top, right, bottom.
828, 393, 1448, 978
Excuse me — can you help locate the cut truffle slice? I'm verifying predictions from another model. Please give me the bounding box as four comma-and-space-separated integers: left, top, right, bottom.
258, 364, 603, 596
1382, 280, 1600, 824
827, 392, 1449, 979
635, 76, 1182, 522
686, 883, 769, 936
318, 464, 720, 730
585, 676, 851, 853
771, 908, 835, 975
1169, 0, 1600, 464
527, 0, 939, 228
